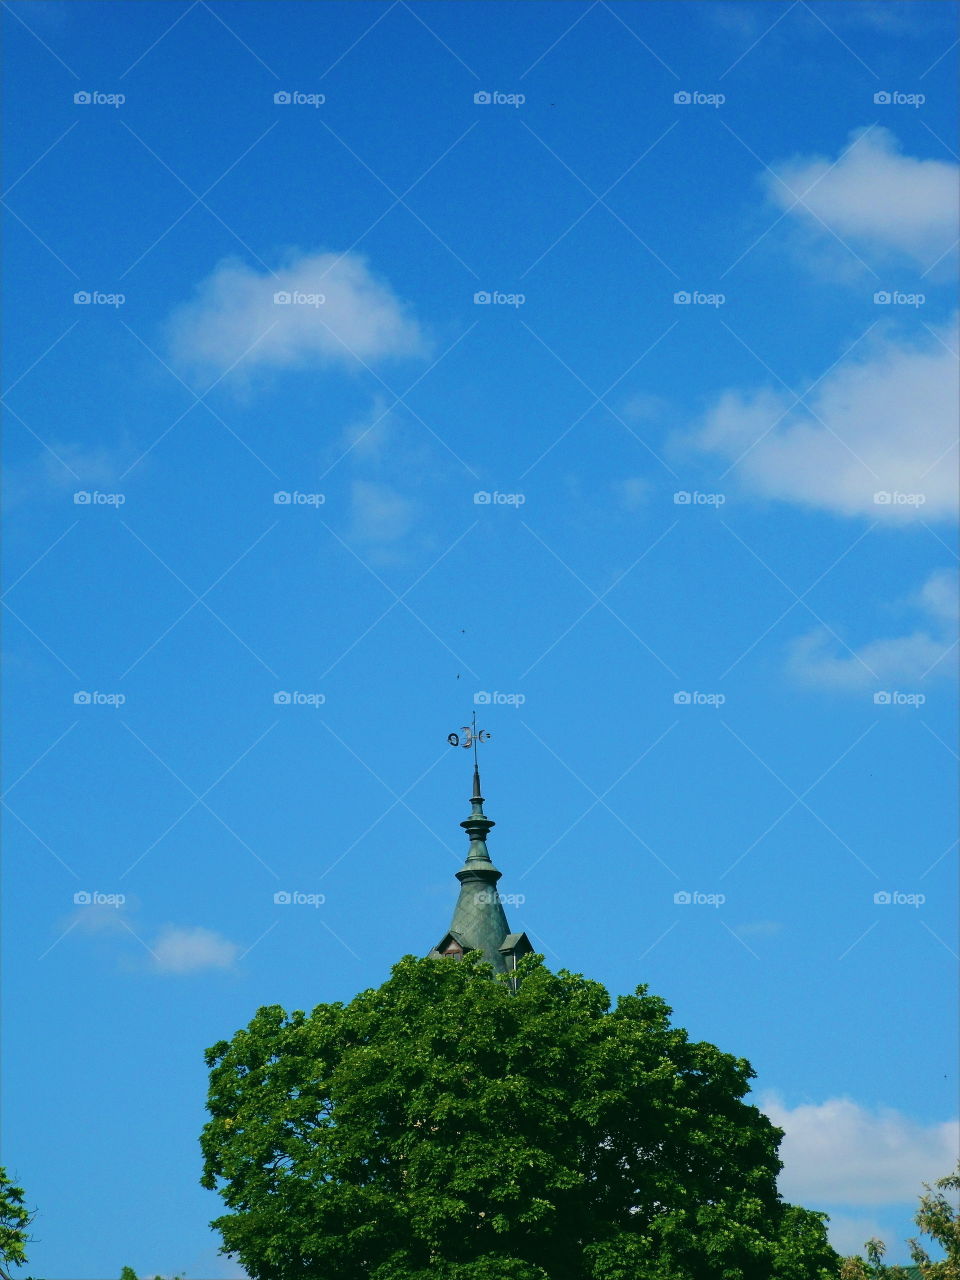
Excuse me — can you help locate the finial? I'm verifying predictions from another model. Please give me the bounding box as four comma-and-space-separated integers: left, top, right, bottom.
447, 718, 491, 767
448, 717, 494, 849
471, 711, 482, 800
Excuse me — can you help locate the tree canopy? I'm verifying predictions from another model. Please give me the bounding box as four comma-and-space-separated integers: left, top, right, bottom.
841, 1166, 960, 1280
202, 953, 838, 1279
0, 1166, 33, 1280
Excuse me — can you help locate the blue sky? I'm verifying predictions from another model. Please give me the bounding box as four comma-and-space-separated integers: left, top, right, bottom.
2, 1, 957, 1274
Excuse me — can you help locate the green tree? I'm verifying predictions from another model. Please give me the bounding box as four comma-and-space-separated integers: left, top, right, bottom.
0, 1167, 33, 1279
772, 1204, 839, 1280
841, 1164, 960, 1280
838, 1238, 910, 1279
119, 1271, 185, 1280
201, 954, 838, 1279
908, 1166, 960, 1278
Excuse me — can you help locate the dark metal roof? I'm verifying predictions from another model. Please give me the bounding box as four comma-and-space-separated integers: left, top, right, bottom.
428, 762, 524, 974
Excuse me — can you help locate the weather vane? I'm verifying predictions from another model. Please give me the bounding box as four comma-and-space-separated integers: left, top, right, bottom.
447, 711, 490, 759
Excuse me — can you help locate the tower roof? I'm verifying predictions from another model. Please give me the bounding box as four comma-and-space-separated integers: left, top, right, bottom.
429, 753, 531, 974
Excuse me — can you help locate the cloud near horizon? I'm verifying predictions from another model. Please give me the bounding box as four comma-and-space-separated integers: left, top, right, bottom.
765, 127, 959, 268
168, 250, 426, 380
763, 1092, 959, 1208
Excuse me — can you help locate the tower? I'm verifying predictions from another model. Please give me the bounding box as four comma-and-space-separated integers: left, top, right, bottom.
428, 755, 532, 976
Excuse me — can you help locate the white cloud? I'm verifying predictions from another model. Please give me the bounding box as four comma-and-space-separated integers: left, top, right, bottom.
763, 1093, 959, 1206
622, 392, 669, 423
340, 395, 397, 463
788, 567, 957, 689
765, 127, 959, 267
687, 317, 958, 522
917, 567, 960, 625
168, 250, 425, 380
5, 439, 143, 510
348, 479, 416, 547
789, 628, 949, 690
151, 925, 238, 974
70, 902, 134, 936
613, 476, 652, 510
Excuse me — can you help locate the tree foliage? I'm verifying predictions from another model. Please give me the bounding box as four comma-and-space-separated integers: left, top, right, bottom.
841, 1165, 960, 1280
202, 954, 838, 1279
0, 1167, 33, 1279
908, 1167, 960, 1278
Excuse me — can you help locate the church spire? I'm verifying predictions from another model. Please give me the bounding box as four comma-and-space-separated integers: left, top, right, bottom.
429, 725, 532, 977
461, 739, 494, 852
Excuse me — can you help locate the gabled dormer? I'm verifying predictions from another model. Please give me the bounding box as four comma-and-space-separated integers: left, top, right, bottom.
428, 930, 470, 959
